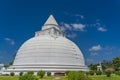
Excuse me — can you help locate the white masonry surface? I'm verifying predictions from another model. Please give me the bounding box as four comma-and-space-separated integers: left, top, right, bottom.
4, 15, 88, 75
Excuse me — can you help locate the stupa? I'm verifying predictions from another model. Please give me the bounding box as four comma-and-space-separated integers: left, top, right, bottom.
4, 15, 88, 75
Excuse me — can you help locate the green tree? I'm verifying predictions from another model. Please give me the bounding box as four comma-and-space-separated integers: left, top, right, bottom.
10, 72, 15, 76
88, 64, 97, 71
112, 57, 120, 71
105, 71, 112, 77
19, 72, 23, 76
4, 65, 9, 69
37, 70, 45, 78
47, 72, 51, 76
9, 61, 13, 65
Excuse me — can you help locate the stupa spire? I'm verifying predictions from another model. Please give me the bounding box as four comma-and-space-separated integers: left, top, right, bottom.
36, 14, 64, 37
44, 15, 58, 25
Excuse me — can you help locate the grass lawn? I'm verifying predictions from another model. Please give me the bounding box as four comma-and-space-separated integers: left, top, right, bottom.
0, 76, 18, 80
90, 76, 120, 80
60, 76, 120, 80
0, 75, 120, 80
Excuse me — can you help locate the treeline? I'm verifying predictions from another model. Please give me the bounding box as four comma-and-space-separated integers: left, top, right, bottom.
88, 56, 120, 71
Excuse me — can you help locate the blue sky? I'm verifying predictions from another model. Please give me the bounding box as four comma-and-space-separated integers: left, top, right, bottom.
0, 0, 120, 65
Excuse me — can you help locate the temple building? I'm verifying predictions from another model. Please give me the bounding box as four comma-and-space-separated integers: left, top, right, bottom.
3, 15, 88, 75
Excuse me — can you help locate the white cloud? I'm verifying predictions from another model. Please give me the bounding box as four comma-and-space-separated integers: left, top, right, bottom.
60, 22, 72, 31
90, 20, 108, 32
61, 26, 66, 32
61, 22, 86, 32
63, 23, 72, 30
89, 45, 102, 51
60, 22, 86, 38
66, 33, 77, 38
71, 23, 86, 31
4, 38, 15, 45
98, 27, 107, 32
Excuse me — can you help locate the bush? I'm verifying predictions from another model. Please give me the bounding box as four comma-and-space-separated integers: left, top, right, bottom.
89, 71, 94, 75
114, 71, 120, 75
96, 71, 102, 75
68, 71, 91, 80
10, 72, 15, 76
105, 71, 111, 77
27, 71, 34, 75
37, 70, 45, 78
85, 72, 89, 75
65, 71, 70, 76
2, 74, 9, 76
68, 71, 75, 80
47, 72, 51, 76
19, 72, 23, 76
19, 74, 38, 80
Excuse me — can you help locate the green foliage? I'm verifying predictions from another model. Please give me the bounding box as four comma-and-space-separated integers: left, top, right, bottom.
96, 71, 102, 75
27, 71, 34, 75
85, 72, 89, 76
65, 71, 70, 76
10, 72, 15, 76
105, 71, 112, 77
88, 60, 113, 71
4, 65, 9, 69
101, 60, 113, 70
19, 74, 38, 80
114, 71, 120, 76
88, 64, 97, 71
9, 61, 13, 65
47, 72, 51, 76
19, 72, 23, 76
89, 71, 95, 75
112, 57, 120, 71
68, 71, 75, 80
68, 71, 91, 80
37, 70, 45, 78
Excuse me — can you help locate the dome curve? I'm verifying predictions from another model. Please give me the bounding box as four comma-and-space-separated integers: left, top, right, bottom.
14, 35, 85, 66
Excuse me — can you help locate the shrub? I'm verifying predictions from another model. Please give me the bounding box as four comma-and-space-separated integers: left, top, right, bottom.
19, 72, 23, 76
47, 72, 51, 76
105, 71, 111, 77
65, 71, 70, 76
37, 70, 45, 78
85, 72, 89, 75
89, 71, 94, 75
68, 71, 75, 80
2, 74, 9, 76
10, 72, 15, 76
27, 71, 34, 75
68, 71, 91, 80
115, 71, 120, 75
96, 71, 102, 75
19, 74, 38, 80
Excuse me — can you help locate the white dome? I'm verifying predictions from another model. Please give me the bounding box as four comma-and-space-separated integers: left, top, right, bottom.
14, 35, 85, 66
